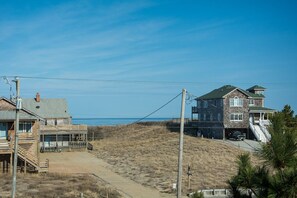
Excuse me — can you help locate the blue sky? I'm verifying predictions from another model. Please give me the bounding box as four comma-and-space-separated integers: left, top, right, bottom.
0, 0, 296, 118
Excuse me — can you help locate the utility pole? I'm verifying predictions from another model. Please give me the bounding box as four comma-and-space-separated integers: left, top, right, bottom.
177, 88, 186, 198
11, 77, 21, 198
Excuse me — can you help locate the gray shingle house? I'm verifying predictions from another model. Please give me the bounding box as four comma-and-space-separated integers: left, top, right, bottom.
22, 93, 87, 152
22, 93, 71, 125
191, 85, 275, 142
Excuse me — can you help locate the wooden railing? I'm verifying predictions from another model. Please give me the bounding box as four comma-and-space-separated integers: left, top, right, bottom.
17, 146, 39, 168
39, 159, 49, 173
40, 124, 87, 131
10, 144, 48, 172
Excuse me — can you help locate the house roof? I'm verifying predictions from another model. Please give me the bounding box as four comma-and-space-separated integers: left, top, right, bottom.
247, 85, 266, 91
22, 98, 70, 119
241, 90, 265, 98
198, 85, 237, 100
0, 97, 42, 121
0, 110, 38, 120
197, 85, 265, 100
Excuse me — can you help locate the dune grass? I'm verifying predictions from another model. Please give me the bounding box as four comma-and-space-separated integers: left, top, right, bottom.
89, 123, 259, 194
0, 173, 121, 198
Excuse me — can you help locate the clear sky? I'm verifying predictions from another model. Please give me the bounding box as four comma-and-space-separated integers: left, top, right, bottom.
0, 0, 296, 118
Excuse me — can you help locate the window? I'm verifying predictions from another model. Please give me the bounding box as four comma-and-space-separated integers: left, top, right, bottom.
230, 113, 243, 121
230, 97, 243, 107
19, 122, 33, 133
213, 100, 217, 107
218, 113, 221, 121
249, 99, 254, 106
210, 113, 213, 121
203, 101, 208, 108
203, 114, 206, 121
197, 101, 201, 108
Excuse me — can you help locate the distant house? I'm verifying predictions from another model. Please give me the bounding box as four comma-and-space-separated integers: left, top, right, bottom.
22, 93, 88, 152
0, 93, 88, 173
191, 85, 275, 142
22, 93, 71, 125
0, 97, 46, 173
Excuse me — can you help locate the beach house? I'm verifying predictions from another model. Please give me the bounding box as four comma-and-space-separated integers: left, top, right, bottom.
191, 85, 275, 142
0, 97, 47, 173
22, 93, 88, 152
0, 93, 88, 173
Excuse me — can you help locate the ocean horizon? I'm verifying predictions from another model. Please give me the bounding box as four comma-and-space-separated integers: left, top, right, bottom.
72, 117, 176, 126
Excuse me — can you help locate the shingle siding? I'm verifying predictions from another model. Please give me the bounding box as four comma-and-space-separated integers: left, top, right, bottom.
223, 89, 249, 128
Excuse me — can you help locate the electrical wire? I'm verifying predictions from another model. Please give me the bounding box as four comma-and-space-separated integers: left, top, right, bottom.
131, 92, 182, 124
0, 75, 208, 85
2, 75, 296, 85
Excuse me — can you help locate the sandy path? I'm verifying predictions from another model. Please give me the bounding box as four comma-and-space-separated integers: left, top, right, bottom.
40, 152, 178, 198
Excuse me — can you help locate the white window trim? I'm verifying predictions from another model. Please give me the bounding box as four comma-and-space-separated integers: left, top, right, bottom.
230, 97, 243, 107
230, 113, 243, 121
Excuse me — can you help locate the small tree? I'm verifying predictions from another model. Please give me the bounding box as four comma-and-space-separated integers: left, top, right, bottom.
228, 110, 297, 198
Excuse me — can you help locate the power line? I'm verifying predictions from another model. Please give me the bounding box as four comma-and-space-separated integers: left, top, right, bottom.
131, 92, 182, 124
0, 75, 202, 85
1, 75, 296, 85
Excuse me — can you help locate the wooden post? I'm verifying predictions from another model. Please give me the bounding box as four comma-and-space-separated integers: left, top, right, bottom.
24, 159, 27, 174
55, 134, 58, 152
10, 151, 13, 174
42, 134, 45, 152
187, 163, 192, 191
177, 89, 186, 198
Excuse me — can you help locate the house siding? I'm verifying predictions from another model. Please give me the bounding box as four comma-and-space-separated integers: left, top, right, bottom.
253, 98, 263, 107
223, 90, 249, 129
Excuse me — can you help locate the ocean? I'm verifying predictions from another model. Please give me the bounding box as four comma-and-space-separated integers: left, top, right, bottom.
72, 118, 174, 126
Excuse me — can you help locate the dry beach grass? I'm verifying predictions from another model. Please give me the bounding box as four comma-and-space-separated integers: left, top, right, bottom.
89, 122, 259, 194
0, 173, 121, 198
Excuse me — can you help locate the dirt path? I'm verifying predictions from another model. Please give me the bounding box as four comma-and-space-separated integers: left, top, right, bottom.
40, 152, 178, 198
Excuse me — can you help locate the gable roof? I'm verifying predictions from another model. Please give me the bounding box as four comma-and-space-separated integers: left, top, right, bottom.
0, 97, 42, 121
198, 85, 243, 99
22, 98, 70, 119
197, 85, 265, 100
247, 85, 266, 91
242, 90, 265, 98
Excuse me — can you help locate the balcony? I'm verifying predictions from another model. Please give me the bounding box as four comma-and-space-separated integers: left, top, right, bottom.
40, 124, 88, 135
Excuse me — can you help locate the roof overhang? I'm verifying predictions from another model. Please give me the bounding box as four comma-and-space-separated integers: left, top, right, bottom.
40, 130, 87, 135
249, 107, 276, 113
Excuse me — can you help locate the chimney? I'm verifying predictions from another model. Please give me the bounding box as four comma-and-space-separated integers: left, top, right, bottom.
36, 92, 40, 102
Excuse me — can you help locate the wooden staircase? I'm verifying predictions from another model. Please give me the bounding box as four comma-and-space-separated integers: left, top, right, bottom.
17, 146, 39, 171
0, 141, 10, 153
11, 144, 49, 173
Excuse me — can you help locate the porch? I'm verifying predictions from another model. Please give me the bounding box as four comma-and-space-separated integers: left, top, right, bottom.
40, 124, 88, 152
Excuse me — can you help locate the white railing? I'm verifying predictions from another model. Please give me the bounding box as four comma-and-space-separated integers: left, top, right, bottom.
249, 121, 261, 141
259, 120, 271, 141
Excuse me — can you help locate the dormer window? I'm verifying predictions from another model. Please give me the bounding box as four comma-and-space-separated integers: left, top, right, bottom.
230, 97, 243, 107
